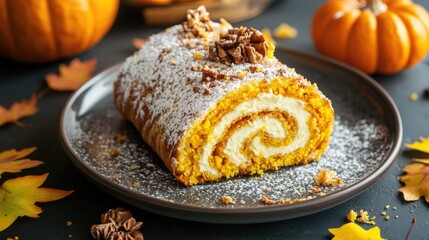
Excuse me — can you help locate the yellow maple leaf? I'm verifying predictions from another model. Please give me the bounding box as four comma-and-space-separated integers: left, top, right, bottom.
399, 162, 429, 202
0, 94, 38, 126
329, 222, 384, 240
0, 173, 73, 231
405, 137, 429, 154
45, 58, 97, 91
0, 147, 43, 178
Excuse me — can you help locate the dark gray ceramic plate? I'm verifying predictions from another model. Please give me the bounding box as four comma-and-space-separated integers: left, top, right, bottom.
60, 48, 402, 224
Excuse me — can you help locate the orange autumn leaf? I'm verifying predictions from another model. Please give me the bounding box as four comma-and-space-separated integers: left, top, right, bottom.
45, 58, 97, 91
329, 222, 385, 240
133, 38, 147, 49
0, 94, 38, 126
399, 161, 429, 202
0, 173, 73, 231
0, 147, 43, 178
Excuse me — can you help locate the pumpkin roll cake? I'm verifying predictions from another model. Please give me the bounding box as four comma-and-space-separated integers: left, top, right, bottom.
114, 6, 334, 186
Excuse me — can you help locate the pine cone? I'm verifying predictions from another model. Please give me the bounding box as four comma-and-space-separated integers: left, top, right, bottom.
101, 208, 133, 225
91, 208, 144, 240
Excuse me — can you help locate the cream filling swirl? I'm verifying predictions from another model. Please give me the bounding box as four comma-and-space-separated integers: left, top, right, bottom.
199, 93, 310, 175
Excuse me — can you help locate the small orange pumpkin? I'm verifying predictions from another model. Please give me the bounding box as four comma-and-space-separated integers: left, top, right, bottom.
312, 0, 429, 74
0, 0, 119, 63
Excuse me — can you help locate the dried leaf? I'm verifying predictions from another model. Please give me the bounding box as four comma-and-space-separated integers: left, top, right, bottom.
413, 159, 429, 164
405, 137, 429, 154
329, 222, 384, 240
0, 95, 38, 126
0, 147, 43, 178
0, 173, 73, 231
45, 58, 97, 91
399, 162, 429, 202
132, 38, 147, 49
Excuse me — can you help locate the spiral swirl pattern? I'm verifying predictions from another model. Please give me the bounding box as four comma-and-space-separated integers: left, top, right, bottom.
199, 93, 311, 175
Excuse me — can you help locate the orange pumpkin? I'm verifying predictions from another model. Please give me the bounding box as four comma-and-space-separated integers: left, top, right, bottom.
0, 0, 119, 63
312, 0, 429, 74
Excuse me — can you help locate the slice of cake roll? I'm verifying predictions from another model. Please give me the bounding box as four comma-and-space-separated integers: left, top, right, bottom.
114, 6, 334, 186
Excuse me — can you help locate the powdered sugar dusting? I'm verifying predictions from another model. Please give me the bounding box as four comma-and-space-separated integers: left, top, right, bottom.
115, 23, 303, 149
69, 87, 391, 208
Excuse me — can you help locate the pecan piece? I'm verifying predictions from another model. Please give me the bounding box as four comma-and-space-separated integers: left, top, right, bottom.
209, 26, 268, 64
182, 5, 213, 38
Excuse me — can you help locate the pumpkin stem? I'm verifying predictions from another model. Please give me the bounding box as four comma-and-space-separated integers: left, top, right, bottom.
364, 0, 387, 15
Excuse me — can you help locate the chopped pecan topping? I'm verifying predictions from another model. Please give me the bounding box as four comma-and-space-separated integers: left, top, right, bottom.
209, 27, 268, 64
201, 66, 219, 81
182, 6, 213, 38
91, 208, 144, 240
203, 82, 213, 95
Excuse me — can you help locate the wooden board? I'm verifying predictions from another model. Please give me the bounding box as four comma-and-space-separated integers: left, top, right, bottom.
124, 0, 274, 26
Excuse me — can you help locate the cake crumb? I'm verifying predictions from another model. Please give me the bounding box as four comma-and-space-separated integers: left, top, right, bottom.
129, 164, 140, 171
111, 174, 119, 182
220, 196, 236, 205
385, 216, 390, 221
278, 198, 293, 204
347, 209, 376, 225
409, 92, 418, 101
358, 210, 369, 222
263, 187, 271, 193
311, 187, 322, 194
314, 169, 342, 187
240, 200, 246, 205
114, 134, 127, 143
195, 197, 200, 201
395, 215, 399, 219
131, 181, 141, 189
66, 220, 72, 227
393, 206, 397, 210
347, 210, 357, 222
381, 211, 386, 216
237, 71, 247, 79
108, 147, 119, 156
385, 205, 390, 209
261, 196, 276, 205
194, 52, 202, 60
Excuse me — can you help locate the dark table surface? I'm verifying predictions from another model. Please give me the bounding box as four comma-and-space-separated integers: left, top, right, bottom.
1, 0, 429, 239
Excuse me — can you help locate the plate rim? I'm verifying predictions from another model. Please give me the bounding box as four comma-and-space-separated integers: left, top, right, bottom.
60, 48, 403, 223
